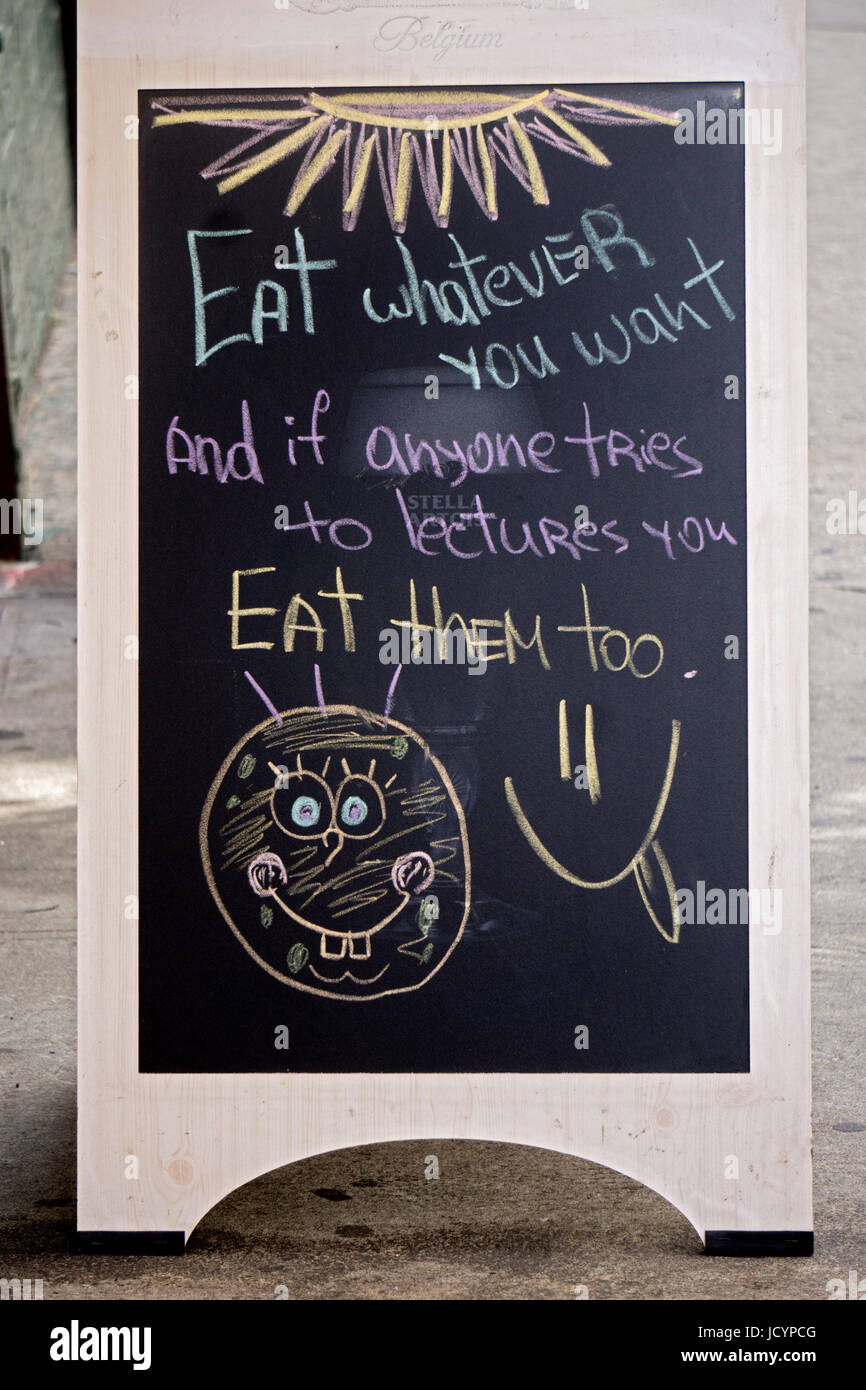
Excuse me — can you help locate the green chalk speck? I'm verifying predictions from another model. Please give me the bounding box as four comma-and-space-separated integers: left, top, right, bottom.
418, 894, 439, 932
287, 943, 309, 975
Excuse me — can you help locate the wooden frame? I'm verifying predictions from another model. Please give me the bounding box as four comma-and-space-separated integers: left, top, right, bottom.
77, 0, 809, 1252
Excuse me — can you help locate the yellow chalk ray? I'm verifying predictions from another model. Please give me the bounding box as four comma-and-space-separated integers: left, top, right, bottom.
475, 126, 497, 216
217, 116, 330, 194
553, 88, 682, 125
537, 104, 611, 167
343, 133, 377, 215
285, 126, 348, 216
393, 132, 415, 228
438, 132, 453, 220
506, 112, 548, 205
154, 108, 316, 126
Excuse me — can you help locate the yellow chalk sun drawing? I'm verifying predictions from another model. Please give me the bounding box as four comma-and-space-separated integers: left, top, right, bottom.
151, 87, 679, 232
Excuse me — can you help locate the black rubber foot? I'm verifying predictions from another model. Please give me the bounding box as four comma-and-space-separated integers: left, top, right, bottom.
77, 1231, 187, 1254
705, 1230, 814, 1257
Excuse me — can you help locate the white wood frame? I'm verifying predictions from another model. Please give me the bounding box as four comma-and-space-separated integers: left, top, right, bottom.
77, 0, 809, 1247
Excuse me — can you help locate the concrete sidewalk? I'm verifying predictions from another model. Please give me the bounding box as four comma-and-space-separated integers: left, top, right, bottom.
0, 16, 863, 1300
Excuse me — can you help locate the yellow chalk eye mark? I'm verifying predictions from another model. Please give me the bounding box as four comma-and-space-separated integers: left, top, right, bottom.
559, 699, 571, 781
585, 704, 601, 805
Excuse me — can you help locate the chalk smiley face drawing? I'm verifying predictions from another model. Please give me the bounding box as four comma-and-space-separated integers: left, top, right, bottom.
201, 706, 471, 999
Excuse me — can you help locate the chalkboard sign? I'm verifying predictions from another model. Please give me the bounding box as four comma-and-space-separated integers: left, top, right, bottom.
78, 0, 810, 1254
138, 82, 749, 1075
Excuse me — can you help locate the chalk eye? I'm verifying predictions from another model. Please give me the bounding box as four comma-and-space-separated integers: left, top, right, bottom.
340, 794, 368, 829
336, 776, 385, 838
291, 794, 321, 829
273, 771, 334, 840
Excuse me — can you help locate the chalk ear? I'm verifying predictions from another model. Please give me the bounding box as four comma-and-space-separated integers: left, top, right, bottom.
391, 851, 435, 896
247, 852, 288, 897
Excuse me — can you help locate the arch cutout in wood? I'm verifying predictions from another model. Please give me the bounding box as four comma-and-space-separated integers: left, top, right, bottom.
76, 1132, 813, 1258
76, 1071, 812, 1257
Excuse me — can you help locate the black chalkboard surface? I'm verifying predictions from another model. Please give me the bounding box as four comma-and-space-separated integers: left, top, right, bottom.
138, 84, 748, 1073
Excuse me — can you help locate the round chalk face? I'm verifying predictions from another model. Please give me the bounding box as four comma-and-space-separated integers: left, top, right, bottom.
201, 706, 471, 1000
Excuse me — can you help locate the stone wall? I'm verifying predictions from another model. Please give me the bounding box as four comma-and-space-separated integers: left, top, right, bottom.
0, 0, 73, 439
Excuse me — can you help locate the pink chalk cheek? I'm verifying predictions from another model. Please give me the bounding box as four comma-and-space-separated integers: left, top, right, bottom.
391, 851, 435, 895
